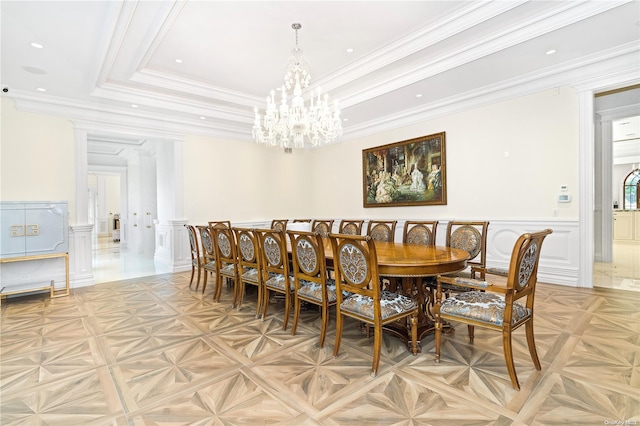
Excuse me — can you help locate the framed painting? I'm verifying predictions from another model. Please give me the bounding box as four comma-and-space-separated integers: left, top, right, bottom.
363, 132, 446, 207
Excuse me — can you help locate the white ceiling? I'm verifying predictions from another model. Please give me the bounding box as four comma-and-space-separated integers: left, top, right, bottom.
1, 1, 640, 164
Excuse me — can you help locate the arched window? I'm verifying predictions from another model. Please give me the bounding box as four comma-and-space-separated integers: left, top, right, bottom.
623, 168, 640, 210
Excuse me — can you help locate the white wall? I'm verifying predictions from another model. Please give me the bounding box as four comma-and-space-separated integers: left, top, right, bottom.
310, 87, 579, 220
182, 134, 315, 224
1, 98, 76, 221
2, 88, 583, 286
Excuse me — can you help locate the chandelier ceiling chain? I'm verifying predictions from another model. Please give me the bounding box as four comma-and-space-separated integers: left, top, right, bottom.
252, 23, 342, 149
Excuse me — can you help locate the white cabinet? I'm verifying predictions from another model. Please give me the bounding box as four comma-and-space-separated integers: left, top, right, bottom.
0, 201, 69, 298
613, 211, 640, 241
613, 116, 640, 141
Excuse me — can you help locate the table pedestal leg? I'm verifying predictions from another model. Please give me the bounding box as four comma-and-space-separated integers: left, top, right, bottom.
382, 276, 451, 353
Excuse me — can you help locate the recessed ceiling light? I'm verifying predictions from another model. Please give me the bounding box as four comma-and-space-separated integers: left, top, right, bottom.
346, 48, 354, 53
131, 104, 138, 108
36, 87, 46, 92
546, 49, 557, 55
175, 58, 183, 63
30, 42, 44, 49
199, 116, 206, 120
343, 118, 349, 122
416, 94, 423, 98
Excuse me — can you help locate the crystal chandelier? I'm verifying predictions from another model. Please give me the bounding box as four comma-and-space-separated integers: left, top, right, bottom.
252, 23, 342, 149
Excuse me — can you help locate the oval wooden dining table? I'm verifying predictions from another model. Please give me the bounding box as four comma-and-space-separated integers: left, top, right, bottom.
321, 240, 470, 352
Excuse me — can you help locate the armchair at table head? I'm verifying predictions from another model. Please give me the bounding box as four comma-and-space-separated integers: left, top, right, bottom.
338, 219, 364, 235
233, 227, 263, 317
403, 220, 438, 245
434, 228, 553, 391
212, 226, 239, 303
185, 225, 203, 290
288, 229, 336, 347
196, 225, 216, 294
312, 219, 334, 238
366, 220, 397, 242
329, 233, 419, 376
257, 228, 294, 329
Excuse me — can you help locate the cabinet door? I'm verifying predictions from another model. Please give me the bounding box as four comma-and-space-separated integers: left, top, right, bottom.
635, 212, 640, 241
1, 206, 26, 258
24, 203, 68, 255
613, 212, 633, 240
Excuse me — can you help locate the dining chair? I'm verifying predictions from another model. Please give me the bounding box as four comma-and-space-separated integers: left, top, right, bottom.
270, 219, 288, 232
208, 220, 231, 230
366, 220, 397, 242
212, 226, 239, 303
311, 219, 334, 237
329, 233, 419, 376
403, 220, 439, 245
257, 228, 294, 329
445, 221, 490, 279
288, 229, 337, 347
233, 227, 264, 316
338, 219, 364, 235
196, 225, 216, 294
434, 229, 553, 390
185, 225, 203, 290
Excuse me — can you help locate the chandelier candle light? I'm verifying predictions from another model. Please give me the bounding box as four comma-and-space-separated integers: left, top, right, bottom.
252, 23, 342, 149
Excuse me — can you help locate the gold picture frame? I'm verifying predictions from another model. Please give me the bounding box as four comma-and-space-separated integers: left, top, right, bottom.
363, 132, 446, 207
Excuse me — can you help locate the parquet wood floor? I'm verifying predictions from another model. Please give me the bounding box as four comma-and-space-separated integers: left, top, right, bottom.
1, 272, 638, 425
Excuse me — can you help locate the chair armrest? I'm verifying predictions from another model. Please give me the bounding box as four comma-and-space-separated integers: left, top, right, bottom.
472, 266, 509, 278
436, 275, 491, 291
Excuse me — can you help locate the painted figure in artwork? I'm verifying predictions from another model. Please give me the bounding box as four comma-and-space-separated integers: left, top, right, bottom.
410, 163, 425, 191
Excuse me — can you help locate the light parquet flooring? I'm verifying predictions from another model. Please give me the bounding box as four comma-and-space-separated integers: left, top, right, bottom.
1, 272, 639, 425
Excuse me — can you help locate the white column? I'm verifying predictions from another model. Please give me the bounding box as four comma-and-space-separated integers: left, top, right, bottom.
600, 119, 613, 262
154, 140, 190, 272
578, 90, 595, 288
72, 128, 94, 286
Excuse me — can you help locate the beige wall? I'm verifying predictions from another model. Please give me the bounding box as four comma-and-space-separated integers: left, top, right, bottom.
309, 86, 580, 220
1, 98, 76, 221
1, 86, 579, 227
182, 134, 315, 224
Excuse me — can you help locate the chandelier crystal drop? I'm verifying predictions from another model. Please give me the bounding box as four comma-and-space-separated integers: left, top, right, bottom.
252, 23, 342, 149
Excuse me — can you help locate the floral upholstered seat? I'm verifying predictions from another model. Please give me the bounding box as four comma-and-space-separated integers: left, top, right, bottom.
439, 291, 530, 326
340, 291, 417, 320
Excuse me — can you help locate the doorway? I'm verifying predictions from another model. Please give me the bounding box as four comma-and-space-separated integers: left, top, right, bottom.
593, 86, 640, 292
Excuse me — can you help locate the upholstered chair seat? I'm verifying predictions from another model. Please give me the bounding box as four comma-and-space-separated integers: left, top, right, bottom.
340, 291, 417, 320
297, 279, 338, 303
241, 267, 260, 283
439, 291, 531, 326
265, 272, 295, 292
